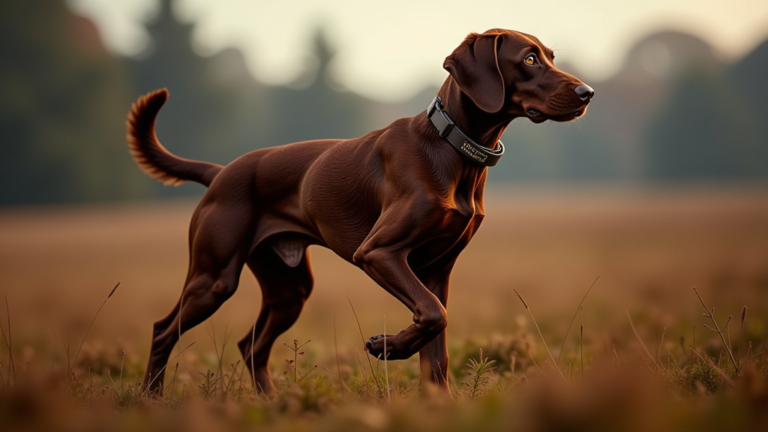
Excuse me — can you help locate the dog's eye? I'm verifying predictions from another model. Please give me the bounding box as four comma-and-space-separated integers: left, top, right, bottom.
524, 54, 537, 66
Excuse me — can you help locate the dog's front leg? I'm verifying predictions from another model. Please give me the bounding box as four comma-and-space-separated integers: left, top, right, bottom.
352, 212, 448, 361
414, 267, 451, 394
413, 217, 482, 395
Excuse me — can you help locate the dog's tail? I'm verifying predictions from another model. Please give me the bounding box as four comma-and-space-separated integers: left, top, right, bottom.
126, 89, 223, 187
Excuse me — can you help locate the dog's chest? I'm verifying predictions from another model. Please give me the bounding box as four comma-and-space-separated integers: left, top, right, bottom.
408, 206, 483, 270
414, 180, 485, 267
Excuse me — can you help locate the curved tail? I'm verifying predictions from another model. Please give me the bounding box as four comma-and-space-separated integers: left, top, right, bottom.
126, 89, 222, 187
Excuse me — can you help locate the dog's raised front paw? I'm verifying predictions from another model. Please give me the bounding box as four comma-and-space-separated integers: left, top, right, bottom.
365, 334, 411, 360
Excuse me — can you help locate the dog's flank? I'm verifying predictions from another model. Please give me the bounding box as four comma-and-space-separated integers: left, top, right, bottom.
126, 88, 222, 187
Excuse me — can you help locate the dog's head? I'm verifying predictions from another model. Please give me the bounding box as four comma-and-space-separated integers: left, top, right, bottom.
444, 29, 593, 123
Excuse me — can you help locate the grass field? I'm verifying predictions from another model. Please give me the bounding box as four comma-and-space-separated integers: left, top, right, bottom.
1, 185, 767, 431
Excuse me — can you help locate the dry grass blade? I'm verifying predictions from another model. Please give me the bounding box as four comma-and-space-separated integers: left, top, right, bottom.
206, 323, 231, 393
738, 306, 747, 368
514, 289, 566, 381
1, 298, 16, 384
334, 311, 345, 396
47, 329, 55, 374
119, 350, 125, 389
222, 361, 240, 396
580, 307, 584, 382
354, 348, 370, 397
612, 345, 620, 370
107, 369, 119, 394
691, 325, 696, 366
666, 350, 683, 373
70, 282, 120, 375
722, 315, 732, 332
383, 315, 390, 402
347, 297, 385, 399
625, 310, 659, 370
526, 348, 543, 374
249, 319, 256, 390
556, 276, 599, 365
170, 363, 179, 400
71, 372, 87, 395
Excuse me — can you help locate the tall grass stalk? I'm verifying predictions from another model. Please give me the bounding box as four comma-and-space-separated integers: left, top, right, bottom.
625, 310, 659, 370
580, 307, 584, 382
657, 327, 666, 365
170, 363, 179, 400
738, 306, 747, 368
353, 348, 370, 397
691, 325, 696, 366
119, 350, 125, 389
107, 369, 119, 394
2, 297, 17, 383
64, 341, 71, 381
334, 311, 345, 396
247, 319, 256, 390
526, 348, 543, 374
206, 322, 232, 393
347, 297, 385, 399
383, 315, 390, 402
70, 282, 120, 375
514, 289, 565, 381
556, 276, 599, 365
47, 329, 55, 374
667, 349, 682, 373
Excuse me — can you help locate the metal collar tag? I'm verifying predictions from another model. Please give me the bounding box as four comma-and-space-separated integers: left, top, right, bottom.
426, 97, 504, 167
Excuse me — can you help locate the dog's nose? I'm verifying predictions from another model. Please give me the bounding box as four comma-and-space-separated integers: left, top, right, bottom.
574, 85, 594, 102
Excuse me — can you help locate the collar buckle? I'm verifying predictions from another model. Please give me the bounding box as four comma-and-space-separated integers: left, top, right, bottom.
427, 97, 455, 138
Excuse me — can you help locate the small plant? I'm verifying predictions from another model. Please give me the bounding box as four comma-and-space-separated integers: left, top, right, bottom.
112, 381, 144, 410
680, 361, 720, 394
693, 287, 740, 376
197, 362, 246, 402
284, 339, 317, 384
198, 370, 219, 399
463, 349, 496, 400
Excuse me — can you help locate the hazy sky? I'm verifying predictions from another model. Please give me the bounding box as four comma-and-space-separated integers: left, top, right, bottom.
67, 0, 768, 102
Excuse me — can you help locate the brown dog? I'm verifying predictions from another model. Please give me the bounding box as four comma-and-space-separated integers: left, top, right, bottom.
127, 28, 593, 396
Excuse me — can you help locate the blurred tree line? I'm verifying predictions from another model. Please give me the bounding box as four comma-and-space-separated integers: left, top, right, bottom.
1, 0, 766, 206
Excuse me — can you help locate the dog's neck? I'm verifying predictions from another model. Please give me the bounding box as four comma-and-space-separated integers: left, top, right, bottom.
435, 79, 516, 150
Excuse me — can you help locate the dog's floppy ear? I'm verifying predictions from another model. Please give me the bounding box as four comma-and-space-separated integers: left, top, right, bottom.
443, 33, 504, 113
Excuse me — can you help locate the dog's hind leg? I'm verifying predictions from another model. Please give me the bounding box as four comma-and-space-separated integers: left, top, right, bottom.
143, 202, 253, 396
237, 242, 314, 394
